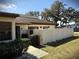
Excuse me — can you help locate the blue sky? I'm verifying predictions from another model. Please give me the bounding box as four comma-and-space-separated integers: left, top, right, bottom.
4, 0, 54, 14
0, 0, 79, 14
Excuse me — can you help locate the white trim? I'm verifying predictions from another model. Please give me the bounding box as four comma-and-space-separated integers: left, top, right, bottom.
12, 21, 16, 40
0, 17, 16, 42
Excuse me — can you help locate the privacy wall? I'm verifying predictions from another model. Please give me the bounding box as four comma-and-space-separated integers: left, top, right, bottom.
33, 27, 73, 45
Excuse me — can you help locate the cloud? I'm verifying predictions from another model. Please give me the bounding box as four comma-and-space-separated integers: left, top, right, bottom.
0, 3, 16, 9
0, 0, 16, 10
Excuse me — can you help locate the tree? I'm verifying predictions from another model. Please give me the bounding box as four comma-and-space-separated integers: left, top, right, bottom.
41, 0, 79, 27
41, 0, 65, 27
41, 8, 51, 20
63, 7, 75, 22
26, 11, 40, 17
62, 7, 79, 26
73, 10, 79, 22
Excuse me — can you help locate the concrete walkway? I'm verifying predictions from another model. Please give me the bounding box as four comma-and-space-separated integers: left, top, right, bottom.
27, 46, 48, 59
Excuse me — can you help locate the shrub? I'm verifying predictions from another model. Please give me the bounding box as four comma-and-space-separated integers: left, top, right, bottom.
0, 39, 30, 59
30, 35, 40, 47
20, 38, 30, 52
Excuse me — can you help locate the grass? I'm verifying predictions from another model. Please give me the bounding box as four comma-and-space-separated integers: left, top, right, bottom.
41, 32, 79, 59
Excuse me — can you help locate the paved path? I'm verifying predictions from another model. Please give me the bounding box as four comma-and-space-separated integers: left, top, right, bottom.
27, 46, 48, 59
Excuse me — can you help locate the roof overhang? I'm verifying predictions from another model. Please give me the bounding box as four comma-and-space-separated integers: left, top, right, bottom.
0, 12, 19, 18
30, 22, 54, 25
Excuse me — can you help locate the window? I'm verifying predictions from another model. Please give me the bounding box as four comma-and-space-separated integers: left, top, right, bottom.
40, 26, 42, 28
43, 26, 49, 29
0, 22, 12, 41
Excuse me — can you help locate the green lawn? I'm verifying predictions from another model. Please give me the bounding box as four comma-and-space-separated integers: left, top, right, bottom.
41, 32, 79, 59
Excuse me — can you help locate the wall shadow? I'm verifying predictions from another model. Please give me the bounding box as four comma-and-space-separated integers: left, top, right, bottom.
46, 36, 79, 47
31, 44, 45, 49
32, 36, 79, 48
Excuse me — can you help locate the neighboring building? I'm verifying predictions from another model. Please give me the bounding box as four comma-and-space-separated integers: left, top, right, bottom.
0, 12, 19, 42
16, 16, 55, 30
15, 16, 55, 38
15, 16, 73, 45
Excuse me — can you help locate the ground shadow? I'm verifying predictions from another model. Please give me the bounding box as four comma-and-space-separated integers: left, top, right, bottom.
46, 36, 79, 47
14, 53, 38, 59
32, 45, 46, 49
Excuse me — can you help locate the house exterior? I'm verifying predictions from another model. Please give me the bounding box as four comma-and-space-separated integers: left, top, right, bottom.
0, 12, 19, 42
0, 12, 55, 42
0, 12, 74, 45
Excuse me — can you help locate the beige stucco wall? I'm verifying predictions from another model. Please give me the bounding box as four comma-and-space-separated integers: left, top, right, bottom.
16, 24, 55, 35
16, 24, 55, 39
33, 27, 74, 45
16, 24, 29, 35
16, 24, 28, 30
0, 17, 16, 42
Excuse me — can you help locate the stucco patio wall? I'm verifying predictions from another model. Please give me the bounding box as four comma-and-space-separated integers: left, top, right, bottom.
33, 27, 74, 45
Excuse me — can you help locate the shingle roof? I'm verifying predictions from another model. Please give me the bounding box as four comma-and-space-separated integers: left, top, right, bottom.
15, 16, 55, 25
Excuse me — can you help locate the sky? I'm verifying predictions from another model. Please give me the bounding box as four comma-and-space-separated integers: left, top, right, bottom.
0, 0, 79, 14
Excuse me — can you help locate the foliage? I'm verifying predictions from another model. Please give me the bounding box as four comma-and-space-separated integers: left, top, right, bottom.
25, 0, 79, 27
0, 39, 30, 59
26, 11, 40, 17
73, 10, 79, 22
41, 0, 65, 27
41, 0, 79, 27
21, 38, 30, 50
30, 35, 40, 47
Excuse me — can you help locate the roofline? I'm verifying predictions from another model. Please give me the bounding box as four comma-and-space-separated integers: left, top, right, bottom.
16, 23, 54, 25
15, 16, 55, 25
16, 22, 55, 25
0, 12, 20, 18
30, 22, 54, 25
19, 16, 40, 20
16, 23, 30, 25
